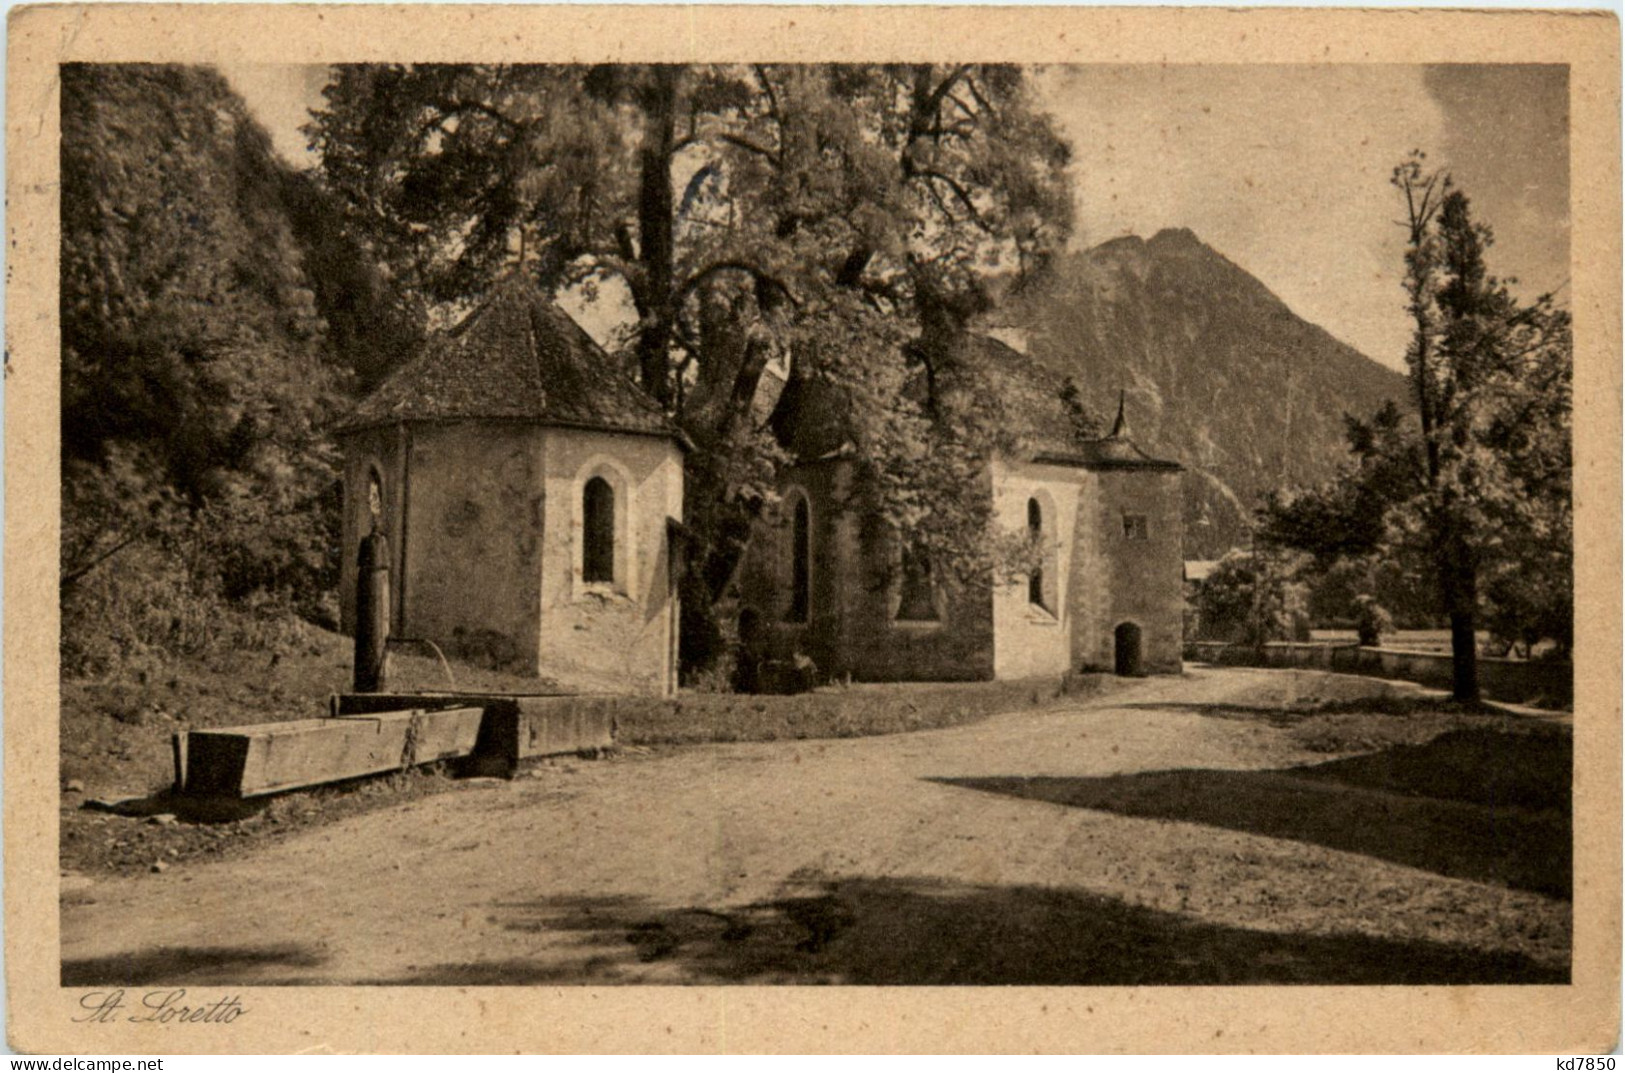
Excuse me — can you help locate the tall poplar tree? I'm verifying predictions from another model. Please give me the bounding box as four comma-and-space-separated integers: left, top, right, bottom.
1261, 153, 1572, 698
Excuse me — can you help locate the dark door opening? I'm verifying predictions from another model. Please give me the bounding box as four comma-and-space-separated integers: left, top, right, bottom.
1114, 622, 1143, 676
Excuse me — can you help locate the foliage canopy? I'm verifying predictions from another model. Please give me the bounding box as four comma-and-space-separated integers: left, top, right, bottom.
310, 63, 1079, 673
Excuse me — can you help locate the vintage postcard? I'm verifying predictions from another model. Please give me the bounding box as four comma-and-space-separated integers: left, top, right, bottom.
6, 3, 1620, 1055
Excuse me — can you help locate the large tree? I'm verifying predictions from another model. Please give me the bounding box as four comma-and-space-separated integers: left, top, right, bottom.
309, 63, 1075, 673
1261, 154, 1572, 697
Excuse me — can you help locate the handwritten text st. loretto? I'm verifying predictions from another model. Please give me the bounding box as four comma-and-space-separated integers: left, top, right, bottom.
74, 990, 246, 1025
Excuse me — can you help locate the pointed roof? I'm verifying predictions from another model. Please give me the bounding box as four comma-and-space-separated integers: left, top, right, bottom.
336, 276, 678, 440
768, 332, 1091, 463
1108, 389, 1131, 438
1032, 388, 1182, 472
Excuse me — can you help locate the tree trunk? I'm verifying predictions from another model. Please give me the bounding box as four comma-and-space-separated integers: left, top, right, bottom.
1438, 541, 1480, 702
716, 336, 772, 445
1448, 607, 1479, 701
635, 65, 678, 407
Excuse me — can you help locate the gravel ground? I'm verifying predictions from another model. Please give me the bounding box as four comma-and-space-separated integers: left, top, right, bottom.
60, 666, 1570, 986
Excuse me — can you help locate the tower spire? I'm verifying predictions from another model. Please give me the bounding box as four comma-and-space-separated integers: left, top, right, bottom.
1109, 389, 1130, 439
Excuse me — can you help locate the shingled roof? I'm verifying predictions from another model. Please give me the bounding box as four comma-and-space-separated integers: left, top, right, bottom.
337, 276, 677, 440
765, 332, 1179, 472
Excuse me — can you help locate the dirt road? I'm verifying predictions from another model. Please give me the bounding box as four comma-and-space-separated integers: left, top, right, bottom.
60, 666, 1570, 985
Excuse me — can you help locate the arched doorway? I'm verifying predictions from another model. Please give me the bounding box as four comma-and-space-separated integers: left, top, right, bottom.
1114, 622, 1143, 676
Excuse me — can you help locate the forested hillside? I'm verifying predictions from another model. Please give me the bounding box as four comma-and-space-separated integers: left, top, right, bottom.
60, 64, 414, 675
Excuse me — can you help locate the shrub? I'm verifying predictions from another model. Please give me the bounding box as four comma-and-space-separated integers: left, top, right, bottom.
1193, 549, 1305, 645
1353, 595, 1393, 647
61, 533, 313, 680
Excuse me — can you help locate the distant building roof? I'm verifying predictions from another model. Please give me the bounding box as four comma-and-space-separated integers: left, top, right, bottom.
337, 275, 678, 441
1184, 560, 1221, 582
1031, 391, 1182, 472
1030, 442, 1183, 472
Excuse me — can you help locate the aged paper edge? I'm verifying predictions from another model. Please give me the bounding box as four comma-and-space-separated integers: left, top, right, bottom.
6, 4, 1620, 1055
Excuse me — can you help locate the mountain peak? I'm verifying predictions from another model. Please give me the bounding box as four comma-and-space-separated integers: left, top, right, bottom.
1091, 233, 1146, 255
1148, 227, 1204, 249
1004, 232, 1411, 557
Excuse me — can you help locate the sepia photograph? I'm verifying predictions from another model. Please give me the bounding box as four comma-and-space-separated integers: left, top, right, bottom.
7, 3, 1619, 1055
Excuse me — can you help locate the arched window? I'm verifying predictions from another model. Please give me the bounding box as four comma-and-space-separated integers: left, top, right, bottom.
365, 468, 385, 532
583, 476, 615, 583
896, 544, 939, 623
1027, 497, 1045, 608
788, 495, 810, 623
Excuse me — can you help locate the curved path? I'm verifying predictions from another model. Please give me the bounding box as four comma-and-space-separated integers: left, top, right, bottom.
60, 666, 1570, 986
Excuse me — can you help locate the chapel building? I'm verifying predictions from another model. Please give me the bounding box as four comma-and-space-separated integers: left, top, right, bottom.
334, 277, 686, 696
733, 338, 1185, 683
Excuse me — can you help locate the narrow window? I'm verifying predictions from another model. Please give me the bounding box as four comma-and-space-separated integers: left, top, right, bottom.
788, 496, 810, 623
583, 476, 615, 583
365, 469, 385, 532
1123, 513, 1148, 541
1027, 498, 1045, 607
896, 545, 939, 622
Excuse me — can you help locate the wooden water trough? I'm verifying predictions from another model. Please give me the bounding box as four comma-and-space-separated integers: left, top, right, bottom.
177, 707, 484, 798
333, 692, 617, 774
173, 547, 619, 799
173, 693, 617, 798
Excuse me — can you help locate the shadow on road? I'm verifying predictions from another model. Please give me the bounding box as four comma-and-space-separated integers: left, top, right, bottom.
362, 877, 1565, 986
62, 943, 326, 986
933, 727, 1571, 899
1117, 695, 1534, 724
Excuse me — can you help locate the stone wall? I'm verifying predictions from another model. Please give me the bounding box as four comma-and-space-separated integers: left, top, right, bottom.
1184, 640, 1573, 709
537, 427, 684, 696
734, 458, 847, 675
340, 421, 682, 696
736, 453, 1186, 684
1073, 468, 1185, 674
735, 460, 998, 682
990, 458, 1082, 680
838, 505, 997, 683
399, 421, 544, 675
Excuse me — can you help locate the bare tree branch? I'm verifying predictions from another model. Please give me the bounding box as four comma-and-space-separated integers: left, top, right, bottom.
672, 130, 778, 161
677, 259, 800, 306
61, 532, 143, 592
753, 64, 782, 130
927, 65, 974, 116
428, 97, 524, 133
592, 251, 648, 312
965, 75, 995, 117
915, 169, 994, 233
